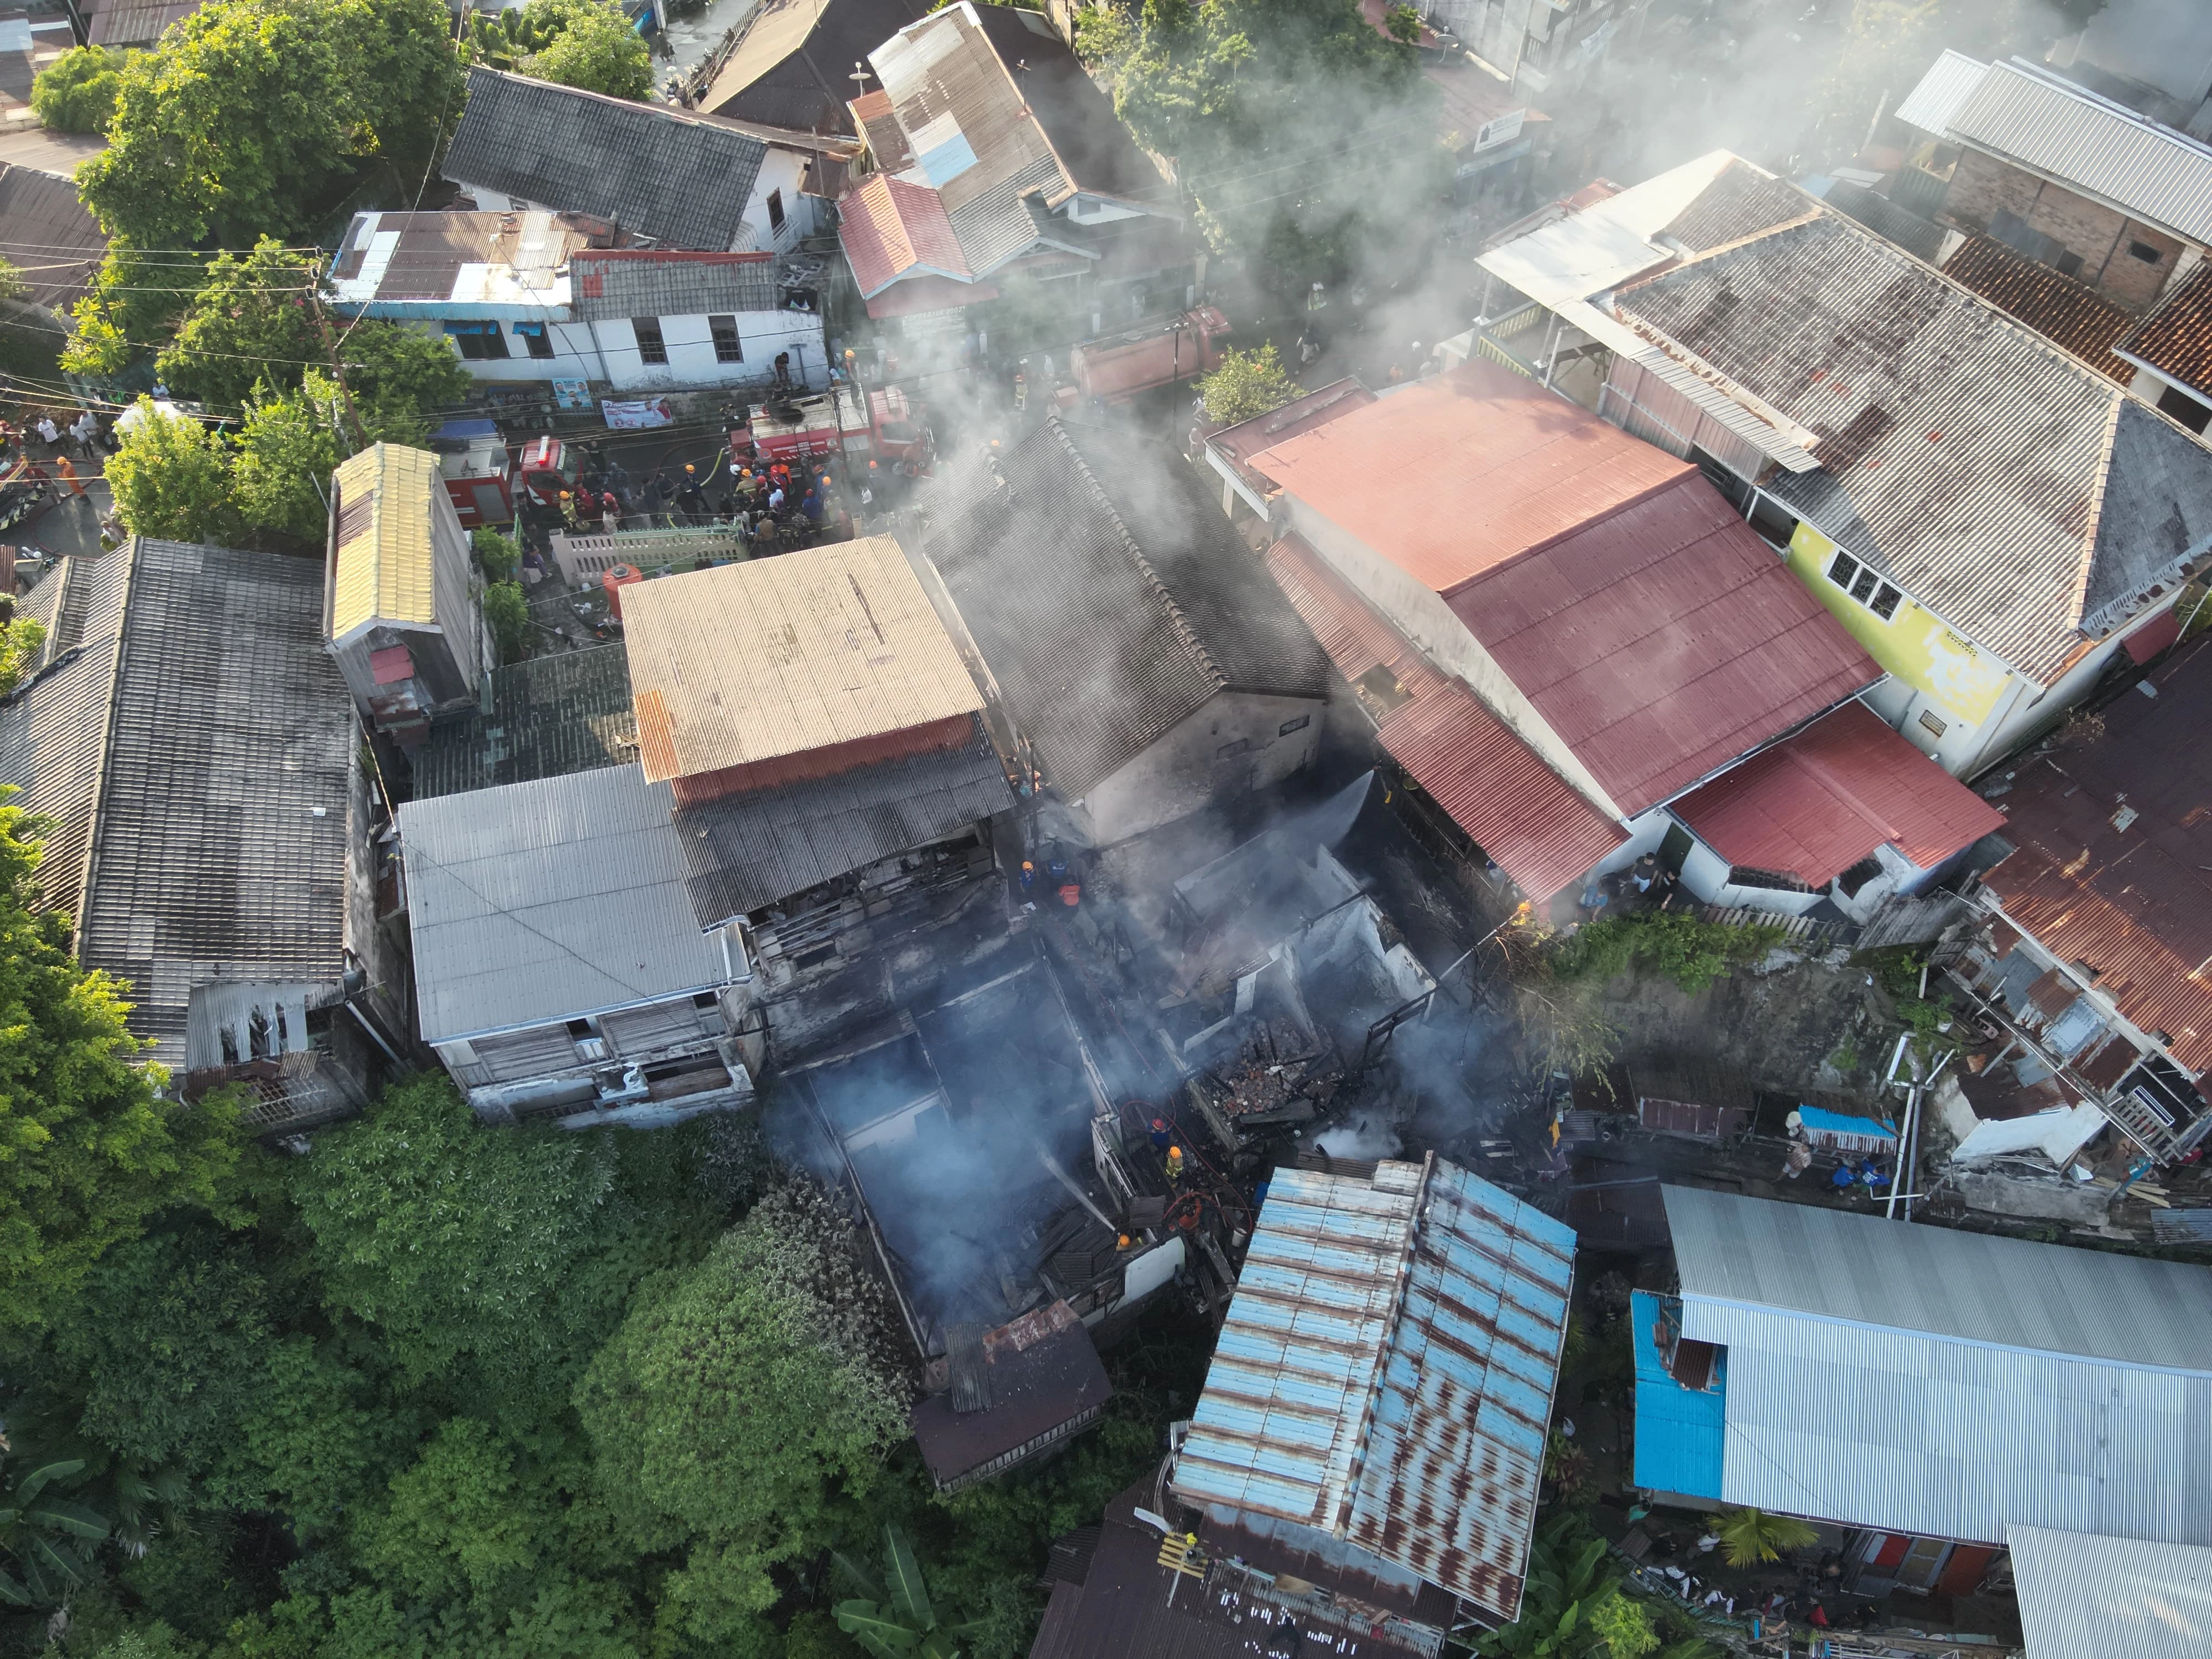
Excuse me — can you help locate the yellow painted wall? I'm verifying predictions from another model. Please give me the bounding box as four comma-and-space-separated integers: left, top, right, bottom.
1786, 521, 2012, 725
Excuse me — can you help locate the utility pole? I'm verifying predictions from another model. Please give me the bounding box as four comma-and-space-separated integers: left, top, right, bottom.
307, 260, 370, 451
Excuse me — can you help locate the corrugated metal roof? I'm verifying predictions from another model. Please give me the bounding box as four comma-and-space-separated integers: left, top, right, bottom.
329, 444, 441, 640
1248, 362, 1692, 596
2121, 263, 2212, 397
839, 171, 973, 297
1946, 59, 2212, 246
442, 69, 768, 252
0, 163, 106, 315
1207, 378, 1378, 495
399, 764, 731, 1043
672, 714, 1010, 926
924, 418, 1331, 799
1175, 1157, 1574, 1624
1616, 212, 2212, 685
621, 536, 982, 786
1894, 48, 1990, 135
1669, 700, 2005, 885
1660, 1186, 2212, 1546
2009, 1526, 2212, 1659
1981, 637, 2212, 1076
411, 645, 638, 800
1628, 1290, 1725, 1500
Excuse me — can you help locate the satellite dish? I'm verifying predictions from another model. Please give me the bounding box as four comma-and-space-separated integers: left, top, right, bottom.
1133, 1507, 1173, 1536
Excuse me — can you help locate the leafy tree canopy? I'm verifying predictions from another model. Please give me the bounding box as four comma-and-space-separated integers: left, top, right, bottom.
1197, 343, 1297, 425
0, 614, 46, 697
77, 0, 465, 251
30, 45, 128, 135
0, 800, 245, 1332
518, 0, 653, 101
103, 401, 236, 544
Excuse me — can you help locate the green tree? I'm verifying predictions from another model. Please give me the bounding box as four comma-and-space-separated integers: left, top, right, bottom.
105, 400, 235, 544
62, 245, 211, 379
1196, 343, 1297, 424
30, 45, 127, 134
153, 242, 321, 413
472, 526, 520, 585
1077, 0, 1442, 286
77, 0, 466, 251
521, 0, 652, 101
0, 1453, 109, 1609
354, 1419, 545, 1603
0, 798, 244, 1331
575, 1180, 910, 1645
483, 581, 529, 666
0, 613, 47, 697
228, 374, 345, 544
1710, 1506, 1819, 1567
835, 1525, 982, 1659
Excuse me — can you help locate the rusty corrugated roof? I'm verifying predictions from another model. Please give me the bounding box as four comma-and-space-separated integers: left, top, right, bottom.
622, 535, 982, 785
1670, 700, 2005, 886
1265, 535, 1624, 900
1983, 637, 2212, 1076
1173, 1158, 1575, 1625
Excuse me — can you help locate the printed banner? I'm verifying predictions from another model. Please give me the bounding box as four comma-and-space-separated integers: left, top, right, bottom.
601, 397, 674, 430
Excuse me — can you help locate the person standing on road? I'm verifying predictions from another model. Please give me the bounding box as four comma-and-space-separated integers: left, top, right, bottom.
675, 463, 706, 521
69, 409, 98, 457
34, 414, 59, 451
647, 467, 675, 525
602, 456, 630, 510
53, 455, 85, 498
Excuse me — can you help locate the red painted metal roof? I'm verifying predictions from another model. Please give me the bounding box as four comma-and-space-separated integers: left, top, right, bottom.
1265, 535, 1624, 900
1254, 361, 1877, 816
1206, 379, 1378, 494
1983, 638, 2212, 1076
838, 171, 969, 299
1246, 361, 1691, 594
1671, 701, 2005, 885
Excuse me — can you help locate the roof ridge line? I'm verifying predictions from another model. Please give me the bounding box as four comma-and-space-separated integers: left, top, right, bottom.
1046, 420, 1229, 690
70, 535, 140, 931
2069, 394, 2126, 632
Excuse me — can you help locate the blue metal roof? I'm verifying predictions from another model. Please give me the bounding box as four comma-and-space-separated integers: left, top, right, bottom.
1629, 1290, 1726, 1502
1172, 1156, 1574, 1625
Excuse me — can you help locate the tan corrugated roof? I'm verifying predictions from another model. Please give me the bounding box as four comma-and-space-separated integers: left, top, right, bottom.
623, 535, 982, 783
330, 444, 441, 640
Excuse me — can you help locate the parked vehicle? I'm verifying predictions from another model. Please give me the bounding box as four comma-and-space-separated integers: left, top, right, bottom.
511, 433, 582, 512
1068, 307, 1232, 405
0, 456, 49, 533
427, 418, 515, 529
727, 384, 935, 473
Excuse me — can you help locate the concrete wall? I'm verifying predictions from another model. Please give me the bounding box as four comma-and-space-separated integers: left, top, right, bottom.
394, 309, 826, 392
1281, 493, 1626, 819
1079, 691, 1323, 845
1676, 833, 1825, 917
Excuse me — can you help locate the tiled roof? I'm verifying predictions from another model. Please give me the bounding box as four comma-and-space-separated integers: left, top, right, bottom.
443, 69, 767, 251
1615, 211, 2212, 682
1670, 700, 2004, 885
2122, 264, 2212, 398
622, 536, 983, 786
569, 249, 779, 321
400, 765, 730, 1043
1981, 635, 2212, 1076
328, 444, 441, 640
0, 540, 352, 1070
1254, 362, 1879, 817
839, 171, 972, 296
1940, 235, 2135, 381
0, 163, 105, 314
1264, 534, 1623, 901
1173, 1159, 1575, 1623
701, 0, 931, 135
410, 645, 638, 800
672, 714, 1010, 926
924, 418, 1332, 798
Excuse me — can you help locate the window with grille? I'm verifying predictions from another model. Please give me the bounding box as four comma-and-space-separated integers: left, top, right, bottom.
708, 315, 743, 363
766, 189, 785, 232
632, 317, 668, 365
1825, 550, 1902, 621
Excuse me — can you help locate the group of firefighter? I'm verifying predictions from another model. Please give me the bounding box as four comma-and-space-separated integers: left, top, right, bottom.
542, 445, 883, 555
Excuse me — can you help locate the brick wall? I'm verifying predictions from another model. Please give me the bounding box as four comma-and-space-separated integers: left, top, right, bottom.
1941, 148, 2191, 311
1942, 148, 2043, 236
2091, 220, 2187, 309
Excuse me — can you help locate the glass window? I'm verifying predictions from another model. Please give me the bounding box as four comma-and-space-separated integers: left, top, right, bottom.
512, 321, 554, 360
708, 315, 743, 363
766, 189, 785, 232
1850, 567, 1879, 603
446, 321, 509, 361
1827, 551, 1860, 588
633, 317, 668, 366
1869, 582, 1902, 620
1279, 714, 1311, 737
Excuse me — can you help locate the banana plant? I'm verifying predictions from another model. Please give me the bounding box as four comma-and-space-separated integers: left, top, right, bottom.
833, 1524, 983, 1659
0, 1457, 110, 1608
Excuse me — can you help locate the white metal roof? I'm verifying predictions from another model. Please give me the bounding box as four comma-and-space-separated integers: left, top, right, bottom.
1939, 59, 2212, 246
1663, 1187, 2212, 1547
399, 764, 733, 1043
1894, 49, 1991, 135
2009, 1526, 2212, 1659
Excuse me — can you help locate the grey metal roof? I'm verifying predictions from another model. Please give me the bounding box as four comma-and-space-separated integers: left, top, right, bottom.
410, 644, 637, 800
1894, 48, 1991, 135
1174, 1158, 1575, 1624
673, 714, 1010, 927
945, 154, 1065, 275
922, 418, 1332, 797
1945, 59, 2212, 246
442, 68, 768, 251
0, 163, 106, 314
569, 252, 781, 322
399, 764, 732, 1043
1616, 212, 2212, 683
2008, 1526, 2212, 1659
0, 541, 355, 1070
1662, 1187, 2212, 1546
1819, 178, 1947, 263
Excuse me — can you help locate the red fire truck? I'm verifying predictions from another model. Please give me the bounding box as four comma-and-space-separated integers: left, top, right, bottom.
1067, 307, 1233, 404
727, 385, 934, 473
